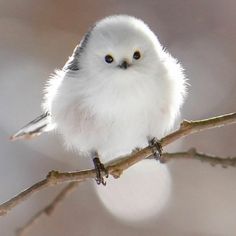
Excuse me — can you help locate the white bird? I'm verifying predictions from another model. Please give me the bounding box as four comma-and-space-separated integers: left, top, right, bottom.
11, 15, 187, 185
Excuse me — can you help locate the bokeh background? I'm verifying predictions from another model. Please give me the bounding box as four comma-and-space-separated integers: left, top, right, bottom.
1, 0, 236, 235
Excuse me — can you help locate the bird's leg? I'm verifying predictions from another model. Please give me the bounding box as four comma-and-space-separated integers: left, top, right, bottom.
92, 151, 109, 186
148, 137, 163, 161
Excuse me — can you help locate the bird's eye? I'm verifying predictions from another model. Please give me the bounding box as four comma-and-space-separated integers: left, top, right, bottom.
105, 55, 114, 63
133, 51, 141, 60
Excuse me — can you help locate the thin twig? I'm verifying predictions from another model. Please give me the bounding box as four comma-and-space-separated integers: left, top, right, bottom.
0, 112, 236, 216
17, 150, 236, 236
161, 148, 236, 167
160, 112, 236, 146
17, 182, 79, 236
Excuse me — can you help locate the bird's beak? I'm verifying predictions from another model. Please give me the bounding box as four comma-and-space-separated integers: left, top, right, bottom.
119, 60, 130, 69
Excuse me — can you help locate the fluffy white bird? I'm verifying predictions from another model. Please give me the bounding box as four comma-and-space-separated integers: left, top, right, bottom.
11, 15, 187, 185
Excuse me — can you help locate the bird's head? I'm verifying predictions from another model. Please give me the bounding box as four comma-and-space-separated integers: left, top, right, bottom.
78, 15, 164, 80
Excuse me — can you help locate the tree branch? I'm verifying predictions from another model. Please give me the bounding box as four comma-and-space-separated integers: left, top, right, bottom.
17, 182, 79, 236
16, 150, 236, 236
160, 112, 236, 146
0, 112, 236, 216
161, 148, 236, 167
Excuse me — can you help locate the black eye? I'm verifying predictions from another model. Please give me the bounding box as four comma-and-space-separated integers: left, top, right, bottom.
105, 55, 114, 63
133, 51, 141, 60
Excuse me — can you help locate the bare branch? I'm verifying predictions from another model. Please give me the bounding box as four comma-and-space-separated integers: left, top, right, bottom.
17, 182, 79, 236
16, 150, 236, 236
0, 112, 236, 216
161, 148, 236, 167
161, 112, 236, 146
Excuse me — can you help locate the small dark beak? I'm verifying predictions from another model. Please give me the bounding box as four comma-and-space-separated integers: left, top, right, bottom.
119, 60, 130, 69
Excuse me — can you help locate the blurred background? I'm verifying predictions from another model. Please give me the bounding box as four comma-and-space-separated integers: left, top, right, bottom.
1, 0, 236, 235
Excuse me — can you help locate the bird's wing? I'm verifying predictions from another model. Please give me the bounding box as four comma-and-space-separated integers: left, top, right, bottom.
10, 112, 55, 141
63, 27, 93, 71
11, 28, 93, 141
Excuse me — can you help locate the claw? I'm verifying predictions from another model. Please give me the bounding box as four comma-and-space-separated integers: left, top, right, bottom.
148, 137, 163, 161
92, 156, 108, 185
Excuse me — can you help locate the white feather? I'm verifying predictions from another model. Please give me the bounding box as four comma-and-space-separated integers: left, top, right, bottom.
39, 15, 189, 222
10, 15, 188, 222
10, 113, 55, 140
43, 15, 187, 162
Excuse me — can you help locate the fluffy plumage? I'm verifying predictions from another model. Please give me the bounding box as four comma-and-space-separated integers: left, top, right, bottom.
13, 15, 187, 162
44, 15, 187, 161
11, 15, 187, 221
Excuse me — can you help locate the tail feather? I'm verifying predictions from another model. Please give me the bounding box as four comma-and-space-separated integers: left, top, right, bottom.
10, 112, 55, 141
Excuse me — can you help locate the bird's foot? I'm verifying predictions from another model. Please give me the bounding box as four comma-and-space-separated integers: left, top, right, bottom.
148, 137, 163, 161
132, 147, 142, 154
93, 156, 109, 186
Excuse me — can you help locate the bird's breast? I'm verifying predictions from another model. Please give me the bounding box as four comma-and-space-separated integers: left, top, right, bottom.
51, 73, 171, 161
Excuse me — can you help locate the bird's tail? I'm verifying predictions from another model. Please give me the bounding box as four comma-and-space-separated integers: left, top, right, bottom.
10, 112, 55, 141
94, 159, 171, 223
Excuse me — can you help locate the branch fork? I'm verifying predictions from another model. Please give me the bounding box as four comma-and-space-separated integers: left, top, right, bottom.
1, 112, 236, 235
